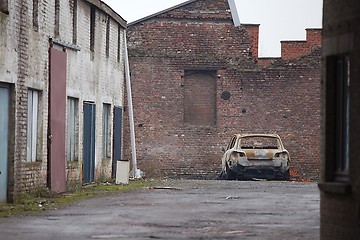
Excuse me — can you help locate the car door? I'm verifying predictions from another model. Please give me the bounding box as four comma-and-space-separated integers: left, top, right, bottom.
221, 136, 237, 168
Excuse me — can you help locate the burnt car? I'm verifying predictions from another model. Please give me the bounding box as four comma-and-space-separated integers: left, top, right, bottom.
219, 134, 290, 180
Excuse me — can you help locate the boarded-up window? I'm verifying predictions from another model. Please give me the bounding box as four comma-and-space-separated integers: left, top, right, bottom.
102, 103, 111, 158
27, 89, 39, 162
184, 70, 217, 126
66, 97, 78, 161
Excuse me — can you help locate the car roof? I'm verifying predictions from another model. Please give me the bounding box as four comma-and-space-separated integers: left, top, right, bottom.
234, 133, 281, 138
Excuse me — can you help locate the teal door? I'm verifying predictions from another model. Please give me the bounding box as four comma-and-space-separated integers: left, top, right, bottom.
0, 87, 9, 202
83, 102, 96, 184
112, 107, 123, 178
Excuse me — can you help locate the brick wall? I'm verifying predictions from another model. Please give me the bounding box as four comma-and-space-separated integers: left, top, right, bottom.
281, 28, 322, 60
126, 0, 321, 180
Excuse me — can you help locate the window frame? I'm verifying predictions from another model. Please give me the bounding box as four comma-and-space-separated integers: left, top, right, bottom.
26, 89, 40, 162
226, 136, 237, 151
102, 103, 111, 158
334, 55, 350, 182
66, 97, 79, 162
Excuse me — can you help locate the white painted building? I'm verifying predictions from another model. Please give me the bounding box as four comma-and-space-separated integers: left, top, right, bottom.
0, 0, 126, 202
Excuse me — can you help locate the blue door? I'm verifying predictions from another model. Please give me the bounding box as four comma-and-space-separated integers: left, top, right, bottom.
83, 102, 96, 184
0, 87, 9, 202
112, 107, 123, 178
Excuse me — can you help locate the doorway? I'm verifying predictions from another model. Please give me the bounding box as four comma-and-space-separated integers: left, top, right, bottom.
0, 87, 9, 202
83, 102, 96, 184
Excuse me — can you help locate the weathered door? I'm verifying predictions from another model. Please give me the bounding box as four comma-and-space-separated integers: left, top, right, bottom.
48, 47, 67, 193
83, 102, 96, 184
0, 87, 9, 202
112, 106, 123, 178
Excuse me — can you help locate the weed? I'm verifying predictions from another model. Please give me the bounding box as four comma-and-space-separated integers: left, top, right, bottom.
0, 179, 157, 218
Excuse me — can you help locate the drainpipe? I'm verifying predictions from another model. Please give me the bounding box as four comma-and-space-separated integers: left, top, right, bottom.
124, 31, 141, 179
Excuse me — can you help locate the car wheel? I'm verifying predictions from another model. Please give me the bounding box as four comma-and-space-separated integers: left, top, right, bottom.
224, 163, 236, 180
283, 169, 290, 181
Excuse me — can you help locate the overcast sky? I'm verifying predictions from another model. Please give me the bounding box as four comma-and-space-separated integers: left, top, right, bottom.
102, 0, 323, 57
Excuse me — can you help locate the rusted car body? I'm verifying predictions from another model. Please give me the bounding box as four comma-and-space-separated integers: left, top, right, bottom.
219, 134, 290, 180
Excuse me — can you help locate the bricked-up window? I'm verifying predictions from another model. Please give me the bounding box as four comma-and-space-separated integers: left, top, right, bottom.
102, 104, 111, 158
184, 70, 217, 126
0, 0, 9, 14
27, 89, 39, 162
106, 16, 110, 58
55, 0, 60, 36
66, 97, 78, 161
90, 6, 96, 52
335, 56, 350, 182
33, 0, 39, 31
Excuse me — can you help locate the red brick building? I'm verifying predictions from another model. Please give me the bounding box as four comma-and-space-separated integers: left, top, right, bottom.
125, 0, 321, 180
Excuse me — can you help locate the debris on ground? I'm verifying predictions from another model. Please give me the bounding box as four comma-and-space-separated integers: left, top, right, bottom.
148, 186, 182, 191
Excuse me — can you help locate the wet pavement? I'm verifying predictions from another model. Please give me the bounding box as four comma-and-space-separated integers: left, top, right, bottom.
0, 180, 320, 240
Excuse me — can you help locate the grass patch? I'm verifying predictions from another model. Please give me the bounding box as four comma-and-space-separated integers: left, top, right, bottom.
0, 179, 157, 218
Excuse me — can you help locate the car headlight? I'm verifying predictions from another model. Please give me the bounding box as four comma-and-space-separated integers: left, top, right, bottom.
274, 152, 289, 160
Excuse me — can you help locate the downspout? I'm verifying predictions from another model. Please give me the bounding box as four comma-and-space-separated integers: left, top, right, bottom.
124, 31, 141, 178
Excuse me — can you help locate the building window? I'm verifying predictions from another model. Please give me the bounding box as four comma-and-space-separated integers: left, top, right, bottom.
27, 89, 39, 162
117, 25, 122, 62
184, 70, 217, 126
106, 16, 110, 58
66, 97, 78, 161
102, 104, 111, 158
335, 56, 350, 182
71, 0, 78, 44
0, 0, 9, 14
90, 6, 96, 52
33, 0, 39, 31
55, 0, 60, 36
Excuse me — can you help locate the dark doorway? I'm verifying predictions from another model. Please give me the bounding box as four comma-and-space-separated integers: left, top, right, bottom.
83, 102, 96, 184
112, 106, 123, 178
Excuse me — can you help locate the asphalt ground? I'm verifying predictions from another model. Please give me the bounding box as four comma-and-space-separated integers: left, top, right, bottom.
0, 180, 320, 240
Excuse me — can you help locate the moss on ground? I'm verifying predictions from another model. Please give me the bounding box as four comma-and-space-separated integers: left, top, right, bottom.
0, 179, 156, 218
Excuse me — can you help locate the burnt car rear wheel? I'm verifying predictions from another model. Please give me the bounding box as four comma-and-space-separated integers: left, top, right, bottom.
219, 163, 236, 180
278, 169, 290, 181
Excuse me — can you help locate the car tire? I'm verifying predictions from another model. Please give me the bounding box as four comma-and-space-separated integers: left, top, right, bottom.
285, 169, 290, 181
224, 163, 236, 180
283, 169, 290, 181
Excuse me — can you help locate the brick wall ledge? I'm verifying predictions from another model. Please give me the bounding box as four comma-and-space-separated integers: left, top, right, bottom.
318, 182, 352, 194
